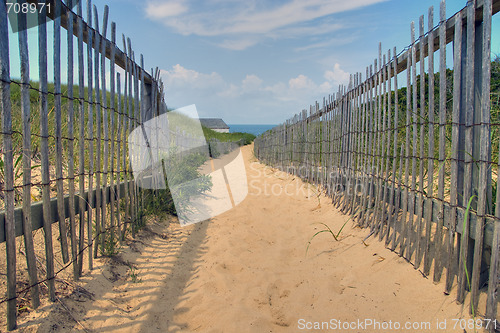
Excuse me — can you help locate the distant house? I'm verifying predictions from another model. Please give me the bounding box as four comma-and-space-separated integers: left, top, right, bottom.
199, 118, 230, 133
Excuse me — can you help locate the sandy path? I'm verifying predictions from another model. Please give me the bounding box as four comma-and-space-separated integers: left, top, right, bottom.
18, 144, 472, 332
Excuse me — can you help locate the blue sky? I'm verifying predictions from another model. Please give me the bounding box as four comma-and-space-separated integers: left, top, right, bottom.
8, 0, 500, 124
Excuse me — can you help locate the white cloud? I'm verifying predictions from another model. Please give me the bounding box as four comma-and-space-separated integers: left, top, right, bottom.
145, 0, 387, 49
217, 38, 258, 50
160, 64, 225, 90
242, 74, 263, 90
289, 74, 314, 90
324, 63, 350, 86
145, 1, 188, 19
159, 64, 341, 122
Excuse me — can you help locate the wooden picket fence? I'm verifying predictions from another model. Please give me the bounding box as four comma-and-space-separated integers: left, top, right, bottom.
0, 0, 168, 330
255, 0, 500, 328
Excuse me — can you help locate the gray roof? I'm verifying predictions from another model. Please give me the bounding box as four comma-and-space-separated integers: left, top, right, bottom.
199, 118, 229, 129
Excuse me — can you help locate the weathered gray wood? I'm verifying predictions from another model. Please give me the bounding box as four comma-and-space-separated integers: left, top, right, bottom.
54, 0, 71, 264
434, 0, 447, 284
372, 52, 382, 232
457, 0, 475, 305
86, 0, 94, 271
389, 47, 400, 249
354, 73, 365, 223
353, 73, 363, 216
38, 3, 56, 302
65, 0, 78, 280
446, 9, 462, 295
127, 39, 136, 238
486, 2, 499, 320
139, 54, 146, 227
379, 52, 390, 241
382, 50, 392, 243
116, 73, 123, 243
93, 5, 102, 259
471, 0, 491, 315
17, 6, 40, 308
393, 144, 405, 251
400, 36, 412, 258
414, 15, 426, 269
132, 49, 140, 232
99, 5, 109, 255
0, 2, 17, 328
370, 48, 381, 231
39, 0, 154, 86
77, 0, 86, 276
121, 34, 130, 240
423, 5, 435, 276
359, 67, 371, 226
109, 21, 116, 249
487, 63, 500, 328
363, 65, 375, 227
408, 21, 418, 262
0, 180, 133, 242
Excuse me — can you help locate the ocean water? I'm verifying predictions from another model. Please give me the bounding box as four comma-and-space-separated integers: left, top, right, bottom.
228, 124, 277, 136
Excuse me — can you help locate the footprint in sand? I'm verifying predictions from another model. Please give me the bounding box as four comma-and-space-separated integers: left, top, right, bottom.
266, 281, 292, 327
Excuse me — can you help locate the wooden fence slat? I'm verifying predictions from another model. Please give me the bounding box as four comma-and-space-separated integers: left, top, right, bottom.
109, 21, 117, 250
373, 55, 382, 233
38, 2, 56, 302
139, 54, 146, 227
100, 5, 109, 255
116, 73, 123, 243
359, 67, 370, 226
65, 0, 79, 280
408, 20, 418, 262
446, 9, 462, 295
133, 50, 141, 230
17, 5, 40, 307
370, 51, 381, 231
487, 117, 500, 327
471, 0, 492, 314
353, 73, 363, 216
423, 5, 435, 276
127, 40, 136, 237
393, 143, 405, 251
92, 5, 102, 259
77, 0, 86, 276
415, 15, 426, 269
485, 0, 499, 324
363, 65, 375, 227
400, 43, 412, 257
389, 47, 400, 249
86, 0, 94, 271
457, 0, 476, 305
352, 75, 362, 222
342, 82, 351, 213
382, 50, 392, 243
379, 52, 391, 241
434, 0, 447, 284
0, 1, 17, 328
121, 34, 130, 240
54, 0, 71, 265
377, 52, 387, 236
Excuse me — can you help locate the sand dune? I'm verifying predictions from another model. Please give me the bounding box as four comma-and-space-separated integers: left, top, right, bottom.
17, 143, 472, 332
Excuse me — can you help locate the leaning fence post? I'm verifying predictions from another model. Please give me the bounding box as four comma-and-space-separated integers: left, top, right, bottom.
18, 3, 41, 307
39, 0, 57, 302
470, 0, 492, 315
0, 1, 17, 329
457, 0, 477, 305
